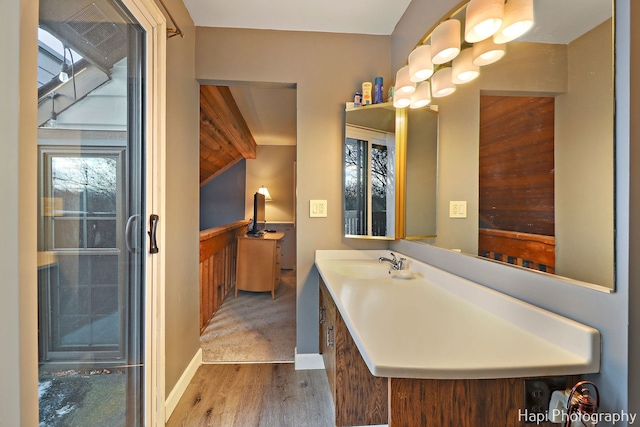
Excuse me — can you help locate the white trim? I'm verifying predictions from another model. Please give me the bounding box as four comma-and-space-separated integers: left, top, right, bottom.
164, 348, 202, 422
116, 0, 167, 425
294, 348, 325, 370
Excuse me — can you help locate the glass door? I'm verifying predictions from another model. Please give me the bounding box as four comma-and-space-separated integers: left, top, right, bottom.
37, 0, 148, 425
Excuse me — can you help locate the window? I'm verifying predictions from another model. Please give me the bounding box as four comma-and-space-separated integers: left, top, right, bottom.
344, 126, 395, 236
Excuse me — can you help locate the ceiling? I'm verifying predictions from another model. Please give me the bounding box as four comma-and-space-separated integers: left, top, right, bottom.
183, 0, 413, 35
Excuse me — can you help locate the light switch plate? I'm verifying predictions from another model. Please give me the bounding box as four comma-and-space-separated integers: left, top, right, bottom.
449, 201, 467, 218
310, 200, 327, 217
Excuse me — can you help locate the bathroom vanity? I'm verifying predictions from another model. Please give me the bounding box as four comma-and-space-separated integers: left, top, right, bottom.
315, 250, 600, 427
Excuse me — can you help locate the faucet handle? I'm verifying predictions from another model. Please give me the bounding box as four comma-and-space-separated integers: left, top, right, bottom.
389, 252, 397, 261
397, 258, 407, 270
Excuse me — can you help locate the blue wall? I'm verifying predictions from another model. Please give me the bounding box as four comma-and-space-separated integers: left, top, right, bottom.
200, 160, 246, 230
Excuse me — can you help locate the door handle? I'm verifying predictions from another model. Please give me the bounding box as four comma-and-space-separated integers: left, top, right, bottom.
148, 214, 159, 254
125, 214, 140, 254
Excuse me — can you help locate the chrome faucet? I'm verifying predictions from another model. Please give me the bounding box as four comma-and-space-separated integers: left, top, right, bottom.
378, 252, 406, 270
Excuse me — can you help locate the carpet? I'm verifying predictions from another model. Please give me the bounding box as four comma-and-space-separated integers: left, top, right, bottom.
200, 269, 296, 363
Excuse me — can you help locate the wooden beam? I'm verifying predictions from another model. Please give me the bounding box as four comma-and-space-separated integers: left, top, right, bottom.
200, 85, 257, 159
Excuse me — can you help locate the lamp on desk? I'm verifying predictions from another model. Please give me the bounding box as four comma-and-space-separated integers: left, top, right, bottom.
258, 185, 273, 201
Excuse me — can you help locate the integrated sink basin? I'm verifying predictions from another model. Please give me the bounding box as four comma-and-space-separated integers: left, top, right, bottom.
333, 261, 392, 279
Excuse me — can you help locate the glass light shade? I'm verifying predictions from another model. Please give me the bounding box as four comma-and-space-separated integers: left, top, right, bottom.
431, 67, 456, 98
494, 0, 534, 43
258, 186, 273, 201
59, 62, 70, 83
395, 65, 416, 94
393, 87, 412, 108
409, 45, 434, 82
410, 82, 431, 109
431, 19, 461, 65
465, 0, 504, 43
452, 48, 480, 84
472, 38, 506, 66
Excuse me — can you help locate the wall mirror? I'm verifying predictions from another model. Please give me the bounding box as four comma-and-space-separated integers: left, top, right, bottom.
408, 0, 615, 290
344, 102, 400, 239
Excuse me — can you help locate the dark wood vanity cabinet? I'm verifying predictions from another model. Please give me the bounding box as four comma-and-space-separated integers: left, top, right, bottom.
319, 278, 388, 427
319, 277, 580, 427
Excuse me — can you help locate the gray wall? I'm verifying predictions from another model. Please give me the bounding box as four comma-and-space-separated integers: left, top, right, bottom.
163, 0, 201, 397
200, 160, 246, 230
196, 28, 392, 355
391, 0, 634, 418
245, 145, 296, 222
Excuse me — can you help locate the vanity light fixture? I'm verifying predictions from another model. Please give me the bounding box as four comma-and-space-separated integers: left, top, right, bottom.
258, 185, 273, 201
410, 81, 432, 109
465, 0, 504, 43
431, 19, 461, 65
472, 37, 506, 66
395, 65, 416, 94
393, 86, 412, 108
409, 44, 434, 82
452, 48, 480, 84
431, 67, 456, 98
494, 0, 534, 43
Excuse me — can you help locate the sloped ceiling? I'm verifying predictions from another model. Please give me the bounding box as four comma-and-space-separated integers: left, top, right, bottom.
200, 85, 257, 184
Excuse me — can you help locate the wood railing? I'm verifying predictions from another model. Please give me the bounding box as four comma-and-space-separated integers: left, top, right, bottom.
199, 220, 249, 333
478, 228, 556, 274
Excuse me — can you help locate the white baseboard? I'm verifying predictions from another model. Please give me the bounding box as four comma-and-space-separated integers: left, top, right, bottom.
165, 348, 202, 422
294, 348, 325, 370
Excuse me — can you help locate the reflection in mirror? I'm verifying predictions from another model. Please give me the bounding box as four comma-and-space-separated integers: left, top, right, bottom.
344, 103, 396, 239
405, 107, 438, 239
410, 0, 614, 289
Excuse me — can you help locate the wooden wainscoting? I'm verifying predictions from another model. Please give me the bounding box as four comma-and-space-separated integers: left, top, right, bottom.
478, 228, 556, 274
199, 220, 249, 333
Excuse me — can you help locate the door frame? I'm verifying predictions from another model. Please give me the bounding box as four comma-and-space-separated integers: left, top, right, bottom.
118, 0, 167, 424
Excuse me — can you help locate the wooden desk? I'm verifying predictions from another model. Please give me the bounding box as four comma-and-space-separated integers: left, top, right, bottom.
235, 232, 284, 299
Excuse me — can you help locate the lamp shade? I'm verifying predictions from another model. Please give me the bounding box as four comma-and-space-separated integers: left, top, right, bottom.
410, 81, 432, 109
472, 38, 506, 66
465, 0, 504, 43
409, 45, 434, 82
452, 48, 480, 84
395, 65, 416, 94
393, 87, 412, 108
431, 19, 461, 65
431, 67, 456, 98
494, 0, 534, 43
258, 186, 272, 201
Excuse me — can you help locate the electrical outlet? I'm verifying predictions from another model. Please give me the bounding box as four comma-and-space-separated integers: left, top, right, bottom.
310, 200, 327, 217
523, 377, 568, 422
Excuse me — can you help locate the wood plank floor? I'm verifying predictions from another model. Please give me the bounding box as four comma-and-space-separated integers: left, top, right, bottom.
166, 363, 335, 427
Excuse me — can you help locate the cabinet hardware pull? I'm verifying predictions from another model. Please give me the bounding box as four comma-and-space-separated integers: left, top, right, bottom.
319, 306, 326, 324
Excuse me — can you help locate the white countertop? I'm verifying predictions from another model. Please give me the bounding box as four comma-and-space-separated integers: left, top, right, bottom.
315, 250, 601, 380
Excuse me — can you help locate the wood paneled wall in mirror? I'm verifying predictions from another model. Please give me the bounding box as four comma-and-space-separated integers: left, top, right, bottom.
410, 0, 615, 289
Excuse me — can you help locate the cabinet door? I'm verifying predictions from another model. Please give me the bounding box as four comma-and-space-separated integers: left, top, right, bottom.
319, 280, 336, 401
